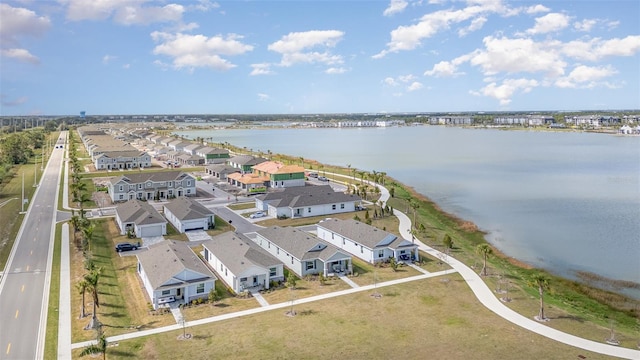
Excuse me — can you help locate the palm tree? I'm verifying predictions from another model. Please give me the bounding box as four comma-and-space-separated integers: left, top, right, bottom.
79, 325, 107, 360
299, 156, 304, 168
82, 222, 95, 252
410, 200, 420, 228
76, 279, 89, 318
476, 244, 493, 276
85, 268, 102, 329
346, 164, 351, 186
529, 273, 550, 321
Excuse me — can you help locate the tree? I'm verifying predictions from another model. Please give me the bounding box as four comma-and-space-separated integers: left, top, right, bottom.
76, 279, 89, 318
85, 267, 102, 329
529, 273, 550, 321
476, 244, 493, 276
286, 272, 297, 289
410, 199, 420, 228
208, 288, 221, 306
82, 222, 96, 253
389, 187, 395, 198
79, 325, 107, 360
442, 234, 454, 249
389, 257, 398, 272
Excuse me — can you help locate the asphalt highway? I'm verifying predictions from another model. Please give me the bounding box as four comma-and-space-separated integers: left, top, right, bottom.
0, 132, 66, 360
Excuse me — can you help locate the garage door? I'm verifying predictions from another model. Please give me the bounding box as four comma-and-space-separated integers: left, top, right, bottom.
138, 225, 163, 238
183, 219, 205, 232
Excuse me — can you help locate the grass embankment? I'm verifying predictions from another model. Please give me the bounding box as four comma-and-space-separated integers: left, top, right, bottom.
73, 275, 615, 360
44, 223, 63, 359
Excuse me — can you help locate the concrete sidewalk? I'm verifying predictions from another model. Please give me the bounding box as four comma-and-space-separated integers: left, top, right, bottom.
57, 223, 71, 359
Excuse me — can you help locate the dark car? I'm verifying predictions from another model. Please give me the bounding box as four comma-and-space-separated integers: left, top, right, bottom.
115, 242, 138, 252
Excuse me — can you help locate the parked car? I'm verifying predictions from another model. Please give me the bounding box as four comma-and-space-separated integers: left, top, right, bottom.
318, 176, 329, 182
308, 172, 319, 178
115, 242, 138, 252
250, 211, 266, 219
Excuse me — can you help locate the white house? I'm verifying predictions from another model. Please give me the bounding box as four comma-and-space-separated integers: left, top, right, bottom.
255, 185, 361, 219
114, 200, 167, 238
254, 226, 352, 277
137, 240, 216, 309
202, 232, 284, 293
317, 218, 419, 264
94, 150, 151, 170
163, 197, 215, 233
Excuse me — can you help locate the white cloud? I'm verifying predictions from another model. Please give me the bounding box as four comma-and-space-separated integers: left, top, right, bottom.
374, 1, 517, 58
469, 36, 566, 77
250, 63, 273, 76
0, 4, 50, 64
562, 35, 640, 61
188, 0, 220, 12
152, 32, 253, 71
555, 65, 617, 88
384, 77, 399, 86
574, 19, 598, 32
1, 48, 40, 64
471, 78, 539, 105
424, 53, 473, 77
325, 67, 347, 74
122, 63, 130, 69
525, 4, 550, 14
257, 93, 270, 101
398, 74, 416, 83
1, 94, 28, 107
102, 54, 117, 64
64, 0, 185, 25
525, 13, 570, 35
383, 0, 408, 16
407, 81, 424, 91
458, 16, 487, 37
268, 30, 345, 68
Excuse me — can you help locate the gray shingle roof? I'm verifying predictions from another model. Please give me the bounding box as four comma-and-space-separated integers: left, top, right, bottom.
228, 155, 267, 166
257, 185, 361, 208
110, 170, 193, 185
115, 199, 166, 225
256, 226, 350, 261
163, 197, 214, 221
136, 240, 216, 290
202, 232, 282, 276
317, 218, 416, 250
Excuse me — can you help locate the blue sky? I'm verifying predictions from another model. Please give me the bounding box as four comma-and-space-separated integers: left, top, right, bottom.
1, 0, 639, 116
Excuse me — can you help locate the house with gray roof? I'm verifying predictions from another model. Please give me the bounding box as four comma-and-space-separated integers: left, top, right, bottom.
202, 232, 284, 293
198, 147, 230, 164
183, 143, 205, 155
255, 185, 361, 219
205, 163, 239, 180
115, 200, 167, 238
254, 226, 352, 277
163, 197, 215, 233
177, 153, 204, 166
227, 155, 268, 173
107, 170, 196, 202
137, 240, 216, 309
317, 218, 419, 264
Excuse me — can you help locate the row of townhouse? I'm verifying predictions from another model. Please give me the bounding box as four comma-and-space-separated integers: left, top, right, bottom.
78, 126, 152, 170
138, 133, 231, 165
136, 217, 418, 308
107, 170, 197, 202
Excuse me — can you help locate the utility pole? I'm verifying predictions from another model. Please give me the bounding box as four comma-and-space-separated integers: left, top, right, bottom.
33, 155, 38, 187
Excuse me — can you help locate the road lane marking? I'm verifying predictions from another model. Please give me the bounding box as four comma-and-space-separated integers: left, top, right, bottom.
15, 310, 19, 319
30, 250, 33, 255
21, 285, 25, 292
6, 343, 10, 355
26, 265, 30, 272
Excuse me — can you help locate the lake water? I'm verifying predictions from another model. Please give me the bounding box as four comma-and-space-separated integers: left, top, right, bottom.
175, 126, 640, 295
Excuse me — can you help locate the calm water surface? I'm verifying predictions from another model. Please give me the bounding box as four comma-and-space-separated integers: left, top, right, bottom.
177, 126, 640, 294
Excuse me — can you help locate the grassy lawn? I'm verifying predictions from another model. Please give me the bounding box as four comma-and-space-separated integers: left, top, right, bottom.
43, 222, 63, 359
257, 209, 398, 230
260, 272, 352, 305
348, 257, 422, 287
227, 202, 255, 211
180, 281, 260, 321
72, 275, 616, 359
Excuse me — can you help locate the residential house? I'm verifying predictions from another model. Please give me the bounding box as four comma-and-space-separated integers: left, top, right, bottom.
137, 240, 216, 309
254, 226, 352, 277
198, 147, 230, 164
114, 200, 167, 238
202, 232, 284, 293
226, 172, 269, 194
255, 185, 361, 218
163, 197, 215, 233
316, 218, 419, 264
177, 153, 204, 166
251, 161, 305, 188
205, 163, 239, 180
107, 170, 196, 202
168, 139, 191, 152
183, 143, 205, 155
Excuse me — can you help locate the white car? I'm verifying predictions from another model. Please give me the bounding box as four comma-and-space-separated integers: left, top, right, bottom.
250, 211, 266, 219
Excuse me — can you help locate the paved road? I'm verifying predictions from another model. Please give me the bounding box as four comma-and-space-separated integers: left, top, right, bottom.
0, 132, 66, 360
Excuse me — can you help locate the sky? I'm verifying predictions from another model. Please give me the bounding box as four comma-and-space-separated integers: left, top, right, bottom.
1, 0, 639, 116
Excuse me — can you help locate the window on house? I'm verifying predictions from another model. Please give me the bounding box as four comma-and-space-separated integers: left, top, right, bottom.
269, 267, 277, 276
240, 277, 247, 282
277, 248, 280, 255
119, 185, 123, 191
378, 251, 384, 258
340, 204, 345, 209
168, 182, 173, 187
119, 195, 124, 200
332, 204, 336, 210
186, 189, 191, 194
361, 245, 364, 253
187, 181, 191, 186
196, 283, 205, 294
220, 264, 223, 271
161, 290, 170, 296
306, 261, 315, 270
342, 238, 345, 245
291, 257, 294, 264
308, 207, 311, 213
138, 184, 142, 189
